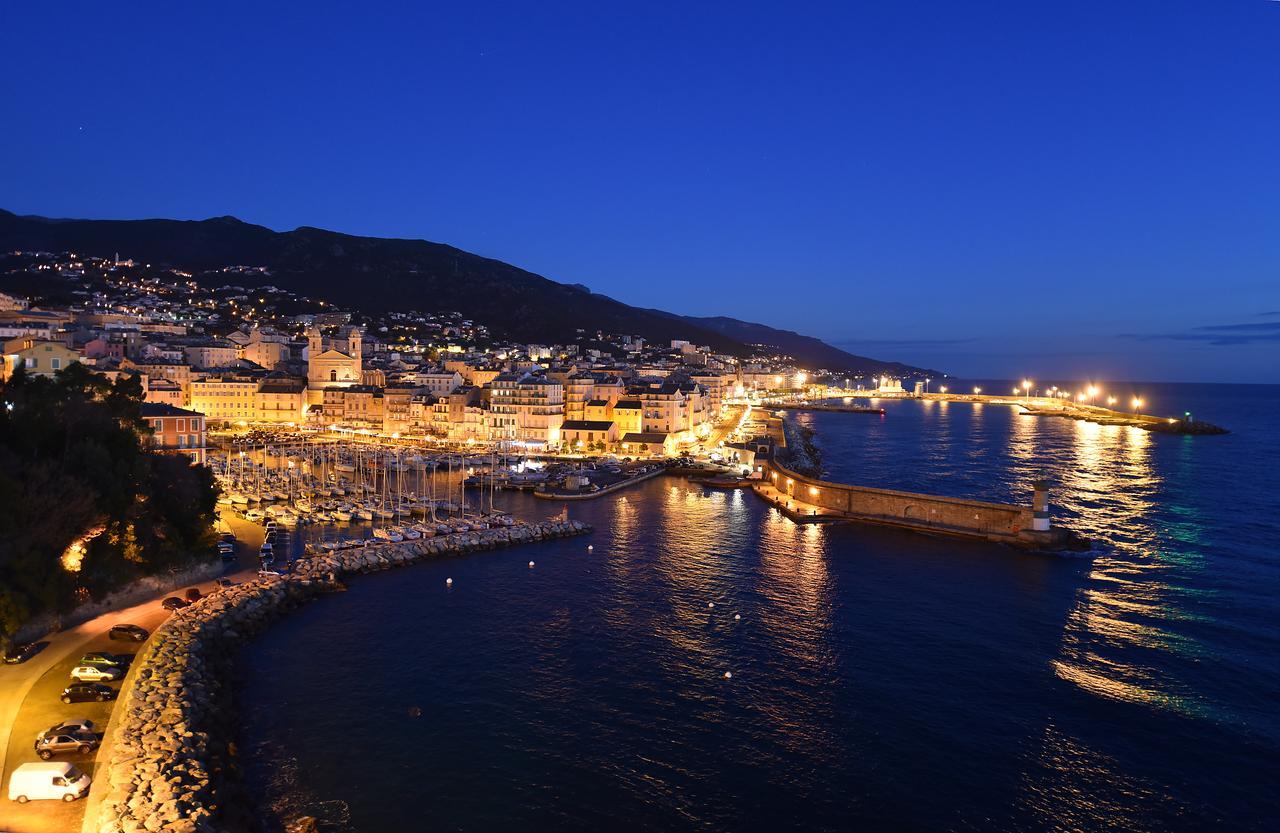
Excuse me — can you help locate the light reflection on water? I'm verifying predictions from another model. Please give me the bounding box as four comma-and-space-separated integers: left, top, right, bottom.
240, 385, 1279, 832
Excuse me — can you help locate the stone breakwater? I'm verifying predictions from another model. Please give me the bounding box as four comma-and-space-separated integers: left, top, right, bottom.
92, 519, 591, 833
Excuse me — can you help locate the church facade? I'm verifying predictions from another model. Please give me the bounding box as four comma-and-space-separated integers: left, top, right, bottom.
306, 325, 363, 404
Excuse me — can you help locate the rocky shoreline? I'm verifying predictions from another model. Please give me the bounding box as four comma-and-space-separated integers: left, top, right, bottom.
92, 518, 591, 833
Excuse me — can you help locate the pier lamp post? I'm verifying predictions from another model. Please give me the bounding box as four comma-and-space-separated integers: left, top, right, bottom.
939, 386, 947, 394
1107, 396, 1117, 407
1022, 380, 1032, 400
1131, 397, 1143, 414
973, 386, 981, 394
1088, 385, 1099, 401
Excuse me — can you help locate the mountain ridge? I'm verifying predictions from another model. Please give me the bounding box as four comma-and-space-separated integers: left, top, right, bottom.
0, 209, 934, 376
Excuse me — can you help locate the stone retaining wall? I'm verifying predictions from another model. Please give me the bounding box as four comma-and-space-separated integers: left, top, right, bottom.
92, 519, 591, 833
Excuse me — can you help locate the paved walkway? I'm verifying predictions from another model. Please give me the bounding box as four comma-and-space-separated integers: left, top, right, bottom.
751, 481, 843, 523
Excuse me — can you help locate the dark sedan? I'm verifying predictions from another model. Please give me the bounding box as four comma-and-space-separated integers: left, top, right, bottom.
3, 643, 40, 664
109, 624, 148, 642
60, 683, 116, 704
161, 597, 189, 611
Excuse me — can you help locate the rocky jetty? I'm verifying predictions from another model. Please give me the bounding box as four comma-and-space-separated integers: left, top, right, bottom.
92, 518, 590, 833
779, 417, 823, 478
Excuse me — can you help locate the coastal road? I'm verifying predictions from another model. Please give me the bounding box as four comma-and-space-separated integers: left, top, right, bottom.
0, 514, 262, 833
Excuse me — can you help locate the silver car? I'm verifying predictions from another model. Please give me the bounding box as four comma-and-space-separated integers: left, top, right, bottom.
34, 733, 98, 760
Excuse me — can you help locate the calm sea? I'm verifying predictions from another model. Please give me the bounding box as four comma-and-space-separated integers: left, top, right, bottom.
239, 382, 1280, 832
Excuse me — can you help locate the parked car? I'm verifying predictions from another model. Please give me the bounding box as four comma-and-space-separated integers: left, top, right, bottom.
109, 624, 148, 642
3, 642, 39, 664
70, 665, 121, 683
215, 578, 236, 590
60, 683, 115, 704
162, 597, 189, 611
80, 651, 129, 668
39, 720, 96, 740
183, 587, 202, 602
8, 761, 91, 803
34, 732, 98, 760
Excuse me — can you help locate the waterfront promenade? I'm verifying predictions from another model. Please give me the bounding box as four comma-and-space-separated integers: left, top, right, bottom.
808, 390, 1227, 434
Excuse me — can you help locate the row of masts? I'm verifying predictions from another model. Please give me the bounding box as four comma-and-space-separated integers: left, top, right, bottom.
212, 438, 520, 527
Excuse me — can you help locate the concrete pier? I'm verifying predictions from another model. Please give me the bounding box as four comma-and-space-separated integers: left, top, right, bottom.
754, 457, 1086, 550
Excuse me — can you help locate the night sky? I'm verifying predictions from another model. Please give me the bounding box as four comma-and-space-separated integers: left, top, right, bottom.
3, 1, 1277, 383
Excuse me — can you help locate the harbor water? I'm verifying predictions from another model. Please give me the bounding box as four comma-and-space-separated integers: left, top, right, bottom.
238, 382, 1280, 832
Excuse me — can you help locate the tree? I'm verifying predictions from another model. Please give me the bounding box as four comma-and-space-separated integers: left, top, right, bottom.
0, 366, 217, 645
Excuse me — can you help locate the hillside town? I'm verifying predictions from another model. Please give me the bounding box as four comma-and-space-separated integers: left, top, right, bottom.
1, 250, 873, 461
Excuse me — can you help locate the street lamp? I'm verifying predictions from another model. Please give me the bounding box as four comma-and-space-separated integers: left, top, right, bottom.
973, 386, 981, 394
1132, 397, 1143, 413
1022, 379, 1032, 399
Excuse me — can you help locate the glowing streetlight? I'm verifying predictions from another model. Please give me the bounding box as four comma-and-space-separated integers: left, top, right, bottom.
1088, 385, 1099, 399
939, 385, 948, 393
1107, 396, 1117, 407
973, 386, 982, 394
1131, 397, 1143, 413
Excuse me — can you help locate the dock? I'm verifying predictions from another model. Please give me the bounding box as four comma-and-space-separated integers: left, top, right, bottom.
754, 458, 1086, 549
768, 402, 885, 415
533, 465, 666, 500
811, 390, 1228, 435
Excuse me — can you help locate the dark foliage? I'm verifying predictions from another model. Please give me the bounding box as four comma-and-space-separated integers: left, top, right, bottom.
0, 363, 218, 645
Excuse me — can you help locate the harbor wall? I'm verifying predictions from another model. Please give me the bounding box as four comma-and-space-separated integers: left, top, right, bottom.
88, 519, 592, 833
759, 458, 1034, 543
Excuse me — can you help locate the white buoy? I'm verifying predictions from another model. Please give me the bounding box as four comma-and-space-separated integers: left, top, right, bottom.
528, 561, 535, 568
724, 671, 732, 679
734, 614, 741, 621
446, 577, 453, 586
708, 602, 715, 609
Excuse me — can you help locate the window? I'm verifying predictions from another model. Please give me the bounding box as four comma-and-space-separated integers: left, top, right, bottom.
154, 418, 164, 431
177, 418, 186, 432
51, 358, 62, 370
330, 370, 338, 382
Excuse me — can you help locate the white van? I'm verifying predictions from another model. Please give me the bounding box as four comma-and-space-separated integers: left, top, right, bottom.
7, 761, 91, 803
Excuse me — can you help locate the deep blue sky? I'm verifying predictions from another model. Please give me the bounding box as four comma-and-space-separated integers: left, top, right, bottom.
3, 1, 1278, 382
